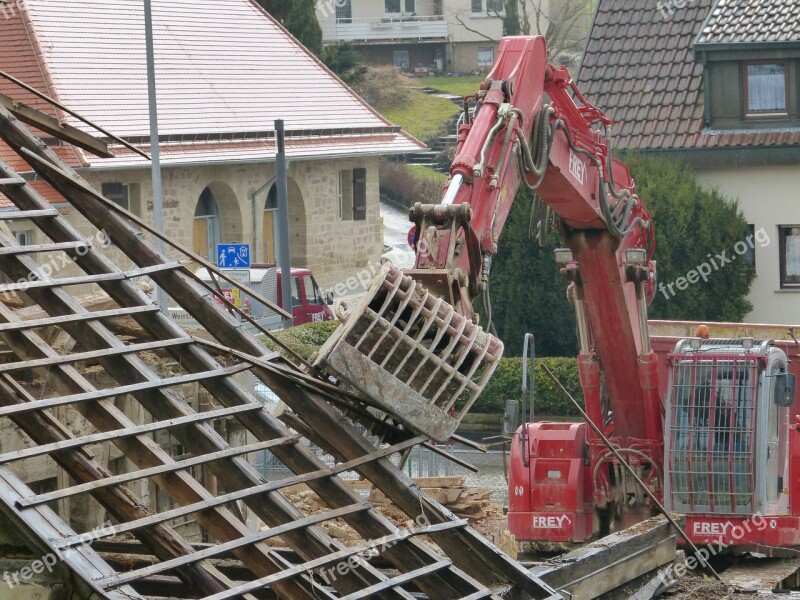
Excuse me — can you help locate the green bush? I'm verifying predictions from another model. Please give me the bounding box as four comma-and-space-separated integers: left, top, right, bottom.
262, 321, 338, 362
472, 356, 583, 416
354, 66, 414, 111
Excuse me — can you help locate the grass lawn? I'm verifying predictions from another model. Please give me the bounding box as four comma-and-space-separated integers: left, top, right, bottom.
409, 164, 449, 184
379, 88, 458, 143
423, 75, 485, 97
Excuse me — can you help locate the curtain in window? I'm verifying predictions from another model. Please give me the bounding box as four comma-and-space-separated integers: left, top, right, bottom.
747, 64, 786, 112
385, 0, 401, 13
786, 229, 800, 283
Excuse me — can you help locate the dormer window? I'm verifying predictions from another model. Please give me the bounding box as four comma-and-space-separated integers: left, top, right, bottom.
744, 62, 788, 117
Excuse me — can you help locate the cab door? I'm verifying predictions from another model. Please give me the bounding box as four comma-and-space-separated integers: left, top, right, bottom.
297, 274, 331, 324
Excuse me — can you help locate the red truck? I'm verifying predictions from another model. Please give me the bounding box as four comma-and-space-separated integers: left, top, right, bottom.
170, 265, 334, 330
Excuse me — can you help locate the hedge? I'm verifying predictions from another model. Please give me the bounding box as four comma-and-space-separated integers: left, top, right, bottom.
262, 321, 339, 362
262, 322, 583, 416
471, 356, 583, 416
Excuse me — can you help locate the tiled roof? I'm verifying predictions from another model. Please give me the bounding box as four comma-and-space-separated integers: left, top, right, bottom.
0, 0, 424, 189
578, 0, 800, 151
696, 0, 800, 45
89, 134, 427, 169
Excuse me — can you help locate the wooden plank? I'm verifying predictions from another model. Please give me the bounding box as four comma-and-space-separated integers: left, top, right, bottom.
0, 261, 180, 293
1, 401, 264, 465
0, 92, 113, 158
0, 303, 159, 332
532, 516, 680, 599
0, 208, 58, 220
0, 240, 87, 255
0, 337, 189, 374
339, 560, 453, 600
0, 362, 251, 417
19, 435, 299, 507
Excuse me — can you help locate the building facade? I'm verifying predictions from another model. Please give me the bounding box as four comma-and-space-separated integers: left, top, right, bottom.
317, 0, 504, 73
579, 0, 800, 324
0, 0, 423, 293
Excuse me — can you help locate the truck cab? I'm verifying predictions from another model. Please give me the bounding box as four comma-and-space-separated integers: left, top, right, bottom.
170, 265, 333, 330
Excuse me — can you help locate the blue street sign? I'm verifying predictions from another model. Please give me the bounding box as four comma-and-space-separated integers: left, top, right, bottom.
216, 243, 251, 269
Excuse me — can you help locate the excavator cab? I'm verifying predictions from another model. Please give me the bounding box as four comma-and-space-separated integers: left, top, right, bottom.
664, 338, 800, 551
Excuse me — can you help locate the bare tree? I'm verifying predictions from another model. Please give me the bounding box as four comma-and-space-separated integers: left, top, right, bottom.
452, 0, 593, 64
513, 0, 594, 64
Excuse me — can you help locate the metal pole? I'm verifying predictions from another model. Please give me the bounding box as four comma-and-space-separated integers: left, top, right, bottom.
275, 120, 292, 326
540, 363, 721, 581
144, 0, 167, 311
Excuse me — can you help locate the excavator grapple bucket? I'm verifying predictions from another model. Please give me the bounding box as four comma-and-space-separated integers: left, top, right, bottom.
313, 262, 504, 441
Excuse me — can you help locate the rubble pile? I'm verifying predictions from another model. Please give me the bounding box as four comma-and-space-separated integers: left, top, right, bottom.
269, 476, 507, 547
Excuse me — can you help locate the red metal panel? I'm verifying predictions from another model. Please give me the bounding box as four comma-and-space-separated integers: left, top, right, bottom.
508, 422, 594, 542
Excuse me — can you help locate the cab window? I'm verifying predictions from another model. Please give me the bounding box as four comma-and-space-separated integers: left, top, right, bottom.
291, 277, 302, 307
304, 275, 323, 304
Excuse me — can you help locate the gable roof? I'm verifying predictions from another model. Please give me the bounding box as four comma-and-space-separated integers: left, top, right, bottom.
577, 0, 800, 153
696, 0, 800, 46
0, 0, 423, 171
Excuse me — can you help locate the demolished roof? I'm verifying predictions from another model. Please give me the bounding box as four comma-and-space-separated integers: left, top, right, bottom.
0, 101, 556, 599
0, 0, 424, 170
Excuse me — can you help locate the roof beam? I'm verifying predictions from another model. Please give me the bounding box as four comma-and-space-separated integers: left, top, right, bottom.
0, 92, 113, 158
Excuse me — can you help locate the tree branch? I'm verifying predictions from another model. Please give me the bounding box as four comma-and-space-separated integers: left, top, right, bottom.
453, 12, 500, 42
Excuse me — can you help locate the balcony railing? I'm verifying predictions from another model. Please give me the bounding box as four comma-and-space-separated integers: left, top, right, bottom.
322, 15, 448, 43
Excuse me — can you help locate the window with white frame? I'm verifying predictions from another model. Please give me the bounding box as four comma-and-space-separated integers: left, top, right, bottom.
385, 0, 400, 14
471, 0, 504, 14
779, 226, 800, 288
14, 230, 33, 246
744, 62, 787, 115
477, 47, 495, 67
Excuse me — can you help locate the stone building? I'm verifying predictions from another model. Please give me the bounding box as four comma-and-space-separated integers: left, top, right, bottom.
0, 0, 423, 292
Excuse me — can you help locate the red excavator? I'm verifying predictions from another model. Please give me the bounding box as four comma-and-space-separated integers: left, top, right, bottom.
315, 36, 800, 554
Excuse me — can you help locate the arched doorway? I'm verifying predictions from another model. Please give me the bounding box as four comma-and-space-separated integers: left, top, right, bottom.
262, 185, 278, 264
193, 187, 220, 260
193, 182, 243, 261
260, 178, 305, 266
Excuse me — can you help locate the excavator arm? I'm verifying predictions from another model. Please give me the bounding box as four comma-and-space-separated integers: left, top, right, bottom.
316, 37, 663, 503
407, 36, 660, 444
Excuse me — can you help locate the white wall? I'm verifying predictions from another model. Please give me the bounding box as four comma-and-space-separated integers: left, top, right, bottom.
697, 165, 800, 325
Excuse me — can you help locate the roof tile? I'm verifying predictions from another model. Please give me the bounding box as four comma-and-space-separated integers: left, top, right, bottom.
578, 0, 800, 151
696, 0, 800, 45
0, 0, 424, 193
